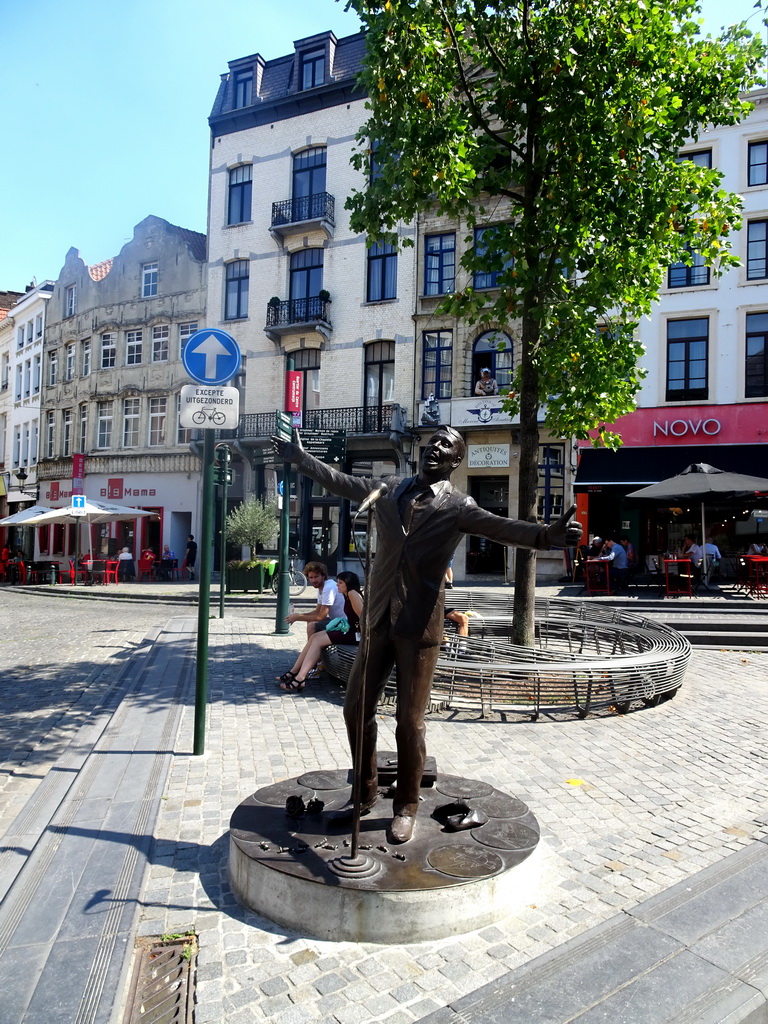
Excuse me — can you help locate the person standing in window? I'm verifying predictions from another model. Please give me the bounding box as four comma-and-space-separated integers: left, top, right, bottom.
474, 368, 498, 396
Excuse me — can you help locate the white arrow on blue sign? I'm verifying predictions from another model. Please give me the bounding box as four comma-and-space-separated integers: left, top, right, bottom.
182, 328, 241, 386
72, 495, 86, 509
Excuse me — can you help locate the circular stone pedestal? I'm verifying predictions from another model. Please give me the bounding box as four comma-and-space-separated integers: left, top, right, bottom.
228, 770, 541, 943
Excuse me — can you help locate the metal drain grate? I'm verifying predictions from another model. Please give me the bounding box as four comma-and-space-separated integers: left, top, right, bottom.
123, 935, 196, 1024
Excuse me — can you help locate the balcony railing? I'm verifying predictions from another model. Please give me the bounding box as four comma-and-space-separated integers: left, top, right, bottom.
266, 297, 331, 329
239, 405, 395, 440
271, 192, 335, 229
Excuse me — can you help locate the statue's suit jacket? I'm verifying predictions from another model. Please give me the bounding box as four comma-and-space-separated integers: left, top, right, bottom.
292, 449, 552, 646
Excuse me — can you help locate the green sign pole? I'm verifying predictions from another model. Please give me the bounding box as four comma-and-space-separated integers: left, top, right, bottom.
216, 443, 231, 619
193, 429, 215, 755
274, 355, 294, 635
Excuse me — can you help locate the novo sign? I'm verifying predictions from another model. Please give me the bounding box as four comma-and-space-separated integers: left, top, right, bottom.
579, 403, 767, 447
653, 417, 721, 438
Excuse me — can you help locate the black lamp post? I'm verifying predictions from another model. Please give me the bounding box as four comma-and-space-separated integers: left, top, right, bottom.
14, 467, 39, 499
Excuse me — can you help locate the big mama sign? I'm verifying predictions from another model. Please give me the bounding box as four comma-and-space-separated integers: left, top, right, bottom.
579, 403, 768, 448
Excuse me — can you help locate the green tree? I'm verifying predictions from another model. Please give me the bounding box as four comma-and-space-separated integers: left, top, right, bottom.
344, 0, 764, 644
226, 497, 279, 560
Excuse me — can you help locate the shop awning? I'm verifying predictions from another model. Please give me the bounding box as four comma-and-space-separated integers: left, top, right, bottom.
575, 444, 768, 490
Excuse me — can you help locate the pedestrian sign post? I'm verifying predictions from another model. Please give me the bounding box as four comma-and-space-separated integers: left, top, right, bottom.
298, 428, 346, 465
180, 384, 239, 430
275, 410, 293, 442
181, 328, 242, 757
182, 328, 241, 386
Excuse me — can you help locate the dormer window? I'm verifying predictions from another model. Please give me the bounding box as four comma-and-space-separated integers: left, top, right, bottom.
234, 68, 253, 108
300, 48, 325, 90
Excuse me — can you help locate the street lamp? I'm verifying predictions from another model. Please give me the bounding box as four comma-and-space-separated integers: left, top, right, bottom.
14, 467, 39, 499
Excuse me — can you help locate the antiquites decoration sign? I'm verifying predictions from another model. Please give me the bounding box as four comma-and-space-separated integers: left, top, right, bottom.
468, 444, 511, 468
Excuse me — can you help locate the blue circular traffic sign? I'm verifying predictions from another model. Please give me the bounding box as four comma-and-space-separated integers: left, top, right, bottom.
182, 328, 241, 386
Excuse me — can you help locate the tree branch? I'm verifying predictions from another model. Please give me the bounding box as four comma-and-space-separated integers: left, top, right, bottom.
437, 0, 525, 161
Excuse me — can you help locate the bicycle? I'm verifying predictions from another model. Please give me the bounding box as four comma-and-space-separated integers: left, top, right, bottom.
192, 408, 227, 426
271, 550, 308, 597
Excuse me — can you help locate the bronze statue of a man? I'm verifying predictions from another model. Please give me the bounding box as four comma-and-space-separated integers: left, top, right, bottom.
273, 425, 581, 843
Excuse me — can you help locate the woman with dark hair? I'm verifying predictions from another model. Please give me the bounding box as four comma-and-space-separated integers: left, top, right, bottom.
277, 571, 363, 693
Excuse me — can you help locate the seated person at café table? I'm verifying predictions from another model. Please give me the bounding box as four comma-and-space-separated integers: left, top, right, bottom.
586, 536, 605, 559
682, 535, 703, 566
596, 537, 629, 586
157, 544, 176, 579
117, 547, 135, 580
748, 541, 768, 556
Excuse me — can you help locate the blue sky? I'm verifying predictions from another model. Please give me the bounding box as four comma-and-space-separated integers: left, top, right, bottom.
0, 0, 764, 290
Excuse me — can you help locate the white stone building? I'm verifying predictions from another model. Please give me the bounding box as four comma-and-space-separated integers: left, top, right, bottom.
37, 217, 208, 563
0, 281, 53, 552
207, 31, 418, 573
575, 88, 768, 558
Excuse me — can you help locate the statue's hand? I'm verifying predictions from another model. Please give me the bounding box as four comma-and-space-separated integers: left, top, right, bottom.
545, 504, 583, 548
271, 435, 298, 462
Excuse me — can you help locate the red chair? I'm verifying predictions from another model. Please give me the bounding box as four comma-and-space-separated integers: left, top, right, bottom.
104, 561, 119, 585
60, 560, 87, 585
137, 557, 155, 581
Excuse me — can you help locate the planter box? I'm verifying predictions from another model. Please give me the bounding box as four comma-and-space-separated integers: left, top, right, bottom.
226, 565, 266, 593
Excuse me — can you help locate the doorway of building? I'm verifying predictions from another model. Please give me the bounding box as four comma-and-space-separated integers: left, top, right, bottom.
140, 508, 163, 557
467, 477, 509, 574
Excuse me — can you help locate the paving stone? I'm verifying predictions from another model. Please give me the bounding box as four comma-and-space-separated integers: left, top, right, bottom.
314, 973, 348, 996
7, 594, 768, 1024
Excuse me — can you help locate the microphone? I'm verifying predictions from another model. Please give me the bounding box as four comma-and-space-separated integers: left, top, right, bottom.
357, 483, 388, 515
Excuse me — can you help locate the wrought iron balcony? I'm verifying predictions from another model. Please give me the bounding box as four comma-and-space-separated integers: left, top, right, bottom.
238, 404, 396, 440
270, 193, 335, 235
265, 297, 332, 337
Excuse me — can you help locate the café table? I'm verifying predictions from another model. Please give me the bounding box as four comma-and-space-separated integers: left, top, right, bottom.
585, 559, 611, 596
664, 558, 695, 597
744, 555, 768, 598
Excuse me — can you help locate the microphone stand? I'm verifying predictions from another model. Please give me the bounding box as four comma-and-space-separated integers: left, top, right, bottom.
349, 503, 374, 860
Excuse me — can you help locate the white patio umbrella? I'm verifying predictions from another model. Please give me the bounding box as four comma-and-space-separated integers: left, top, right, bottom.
0, 505, 58, 526
22, 500, 157, 584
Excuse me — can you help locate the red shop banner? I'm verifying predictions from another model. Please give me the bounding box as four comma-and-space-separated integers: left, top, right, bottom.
285, 371, 302, 414
578, 403, 768, 448
72, 453, 85, 495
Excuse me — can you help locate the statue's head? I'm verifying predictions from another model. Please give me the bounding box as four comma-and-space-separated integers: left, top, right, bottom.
420, 425, 465, 480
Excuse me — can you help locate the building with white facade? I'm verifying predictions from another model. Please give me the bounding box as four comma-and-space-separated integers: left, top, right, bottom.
207, 31, 418, 573
37, 217, 208, 562
412, 206, 570, 581
0, 281, 53, 552
575, 88, 768, 558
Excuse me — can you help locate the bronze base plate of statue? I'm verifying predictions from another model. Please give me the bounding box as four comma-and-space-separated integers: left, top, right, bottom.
228, 761, 541, 943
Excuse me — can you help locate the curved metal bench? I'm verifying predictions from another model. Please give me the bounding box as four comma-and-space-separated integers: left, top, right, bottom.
321, 595, 691, 719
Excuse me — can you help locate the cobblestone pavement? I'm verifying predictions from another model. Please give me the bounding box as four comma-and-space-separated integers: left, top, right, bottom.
0, 591, 161, 839
136, 616, 768, 1024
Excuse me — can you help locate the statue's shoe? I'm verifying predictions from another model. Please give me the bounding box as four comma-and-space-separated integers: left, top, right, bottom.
326, 798, 377, 825
387, 813, 415, 844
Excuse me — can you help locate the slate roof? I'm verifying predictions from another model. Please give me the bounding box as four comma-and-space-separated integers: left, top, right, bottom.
168, 224, 207, 263
210, 30, 367, 126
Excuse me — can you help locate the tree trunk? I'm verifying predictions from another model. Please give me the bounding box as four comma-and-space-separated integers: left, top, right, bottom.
512, 311, 540, 648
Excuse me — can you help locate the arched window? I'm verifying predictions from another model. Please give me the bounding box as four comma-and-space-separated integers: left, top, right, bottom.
292, 148, 327, 221
289, 249, 324, 320
472, 331, 513, 392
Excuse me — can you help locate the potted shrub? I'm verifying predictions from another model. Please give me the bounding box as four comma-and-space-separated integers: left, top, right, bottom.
225, 497, 279, 592
268, 296, 281, 308
318, 289, 331, 303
